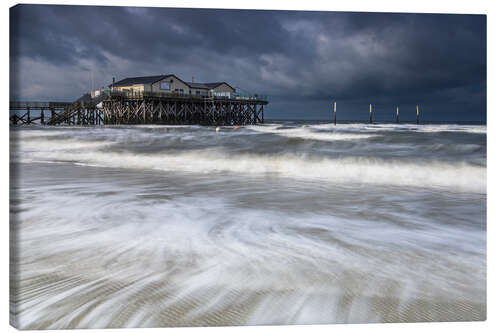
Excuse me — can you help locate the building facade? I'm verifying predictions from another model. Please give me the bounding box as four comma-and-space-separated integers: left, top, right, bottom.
108, 74, 236, 97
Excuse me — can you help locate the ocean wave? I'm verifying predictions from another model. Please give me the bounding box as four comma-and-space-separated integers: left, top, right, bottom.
10, 125, 486, 193
14, 147, 486, 193
246, 124, 379, 141
15, 139, 111, 152
306, 123, 486, 134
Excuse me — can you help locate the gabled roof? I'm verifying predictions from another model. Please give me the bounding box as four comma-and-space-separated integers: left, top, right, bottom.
202, 82, 236, 91
185, 82, 235, 91
109, 75, 235, 91
203, 82, 227, 89
110, 75, 170, 87
186, 82, 210, 89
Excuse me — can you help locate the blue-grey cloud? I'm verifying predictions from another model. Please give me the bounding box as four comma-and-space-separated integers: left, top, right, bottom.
10, 5, 486, 121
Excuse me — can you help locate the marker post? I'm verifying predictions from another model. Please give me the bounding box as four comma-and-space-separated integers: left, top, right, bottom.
334, 102, 337, 125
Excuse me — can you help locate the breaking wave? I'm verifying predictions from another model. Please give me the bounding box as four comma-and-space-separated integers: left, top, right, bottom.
15, 146, 486, 193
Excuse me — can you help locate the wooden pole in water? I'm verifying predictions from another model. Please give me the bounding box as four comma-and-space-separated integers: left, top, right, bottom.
369, 104, 373, 123
41, 108, 45, 125
333, 101, 337, 125
396, 106, 399, 123
416, 105, 420, 124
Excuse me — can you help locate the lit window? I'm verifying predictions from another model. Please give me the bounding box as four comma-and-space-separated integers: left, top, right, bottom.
160, 82, 170, 90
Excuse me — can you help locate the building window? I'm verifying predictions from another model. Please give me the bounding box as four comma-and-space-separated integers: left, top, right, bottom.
170, 79, 173, 83
160, 82, 170, 90
196, 91, 200, 95
179, 89, 184, 94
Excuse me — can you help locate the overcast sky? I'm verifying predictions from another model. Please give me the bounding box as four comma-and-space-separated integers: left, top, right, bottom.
10, 5, 486, 121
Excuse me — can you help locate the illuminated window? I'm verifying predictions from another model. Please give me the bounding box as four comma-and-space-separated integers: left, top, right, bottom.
160, 82, 170, 90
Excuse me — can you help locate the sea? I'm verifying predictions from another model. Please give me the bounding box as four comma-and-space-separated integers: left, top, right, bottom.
9, 121, 486, 329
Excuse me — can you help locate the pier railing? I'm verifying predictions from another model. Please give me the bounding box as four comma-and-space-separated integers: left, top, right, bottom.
10, 101, 73, 109
109, 90, 268, 102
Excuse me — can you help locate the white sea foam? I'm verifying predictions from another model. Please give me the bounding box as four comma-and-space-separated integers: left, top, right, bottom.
14, 143, 486, 193
10, 124, 486, 328
246, 124, 379, 141
307, 122, 486, 134
13, 186, 486, 328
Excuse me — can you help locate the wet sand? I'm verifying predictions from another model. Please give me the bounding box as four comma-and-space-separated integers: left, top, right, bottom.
10, 123, 486, 328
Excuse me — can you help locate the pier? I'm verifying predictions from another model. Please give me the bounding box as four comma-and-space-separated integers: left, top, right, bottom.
10, 101, 74, 125
10, 91, 268, 126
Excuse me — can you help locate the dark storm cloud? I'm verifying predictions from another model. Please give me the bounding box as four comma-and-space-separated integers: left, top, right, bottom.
10, 5, 486, 120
